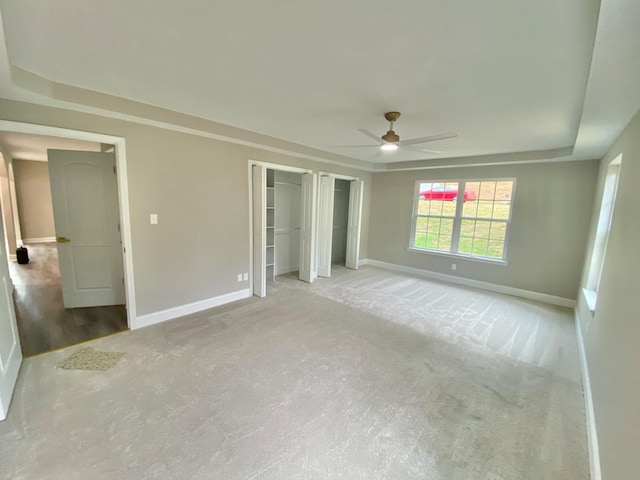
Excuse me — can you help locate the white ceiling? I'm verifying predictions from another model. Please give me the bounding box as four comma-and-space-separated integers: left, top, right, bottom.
0, 131, 101, 162
0, 0, 638, 168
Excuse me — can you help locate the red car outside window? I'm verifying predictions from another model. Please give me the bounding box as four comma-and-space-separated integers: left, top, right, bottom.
419, 186, 477, 202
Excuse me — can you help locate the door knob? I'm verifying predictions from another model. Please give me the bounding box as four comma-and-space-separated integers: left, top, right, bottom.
56, 236, 71, 243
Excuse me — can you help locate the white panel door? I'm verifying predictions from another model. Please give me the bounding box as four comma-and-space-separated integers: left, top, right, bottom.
0, 203, 22, 421
252, 165, 266, 297
48, 150, 125, 308
345, 180, 363, 270
316, 175, 335, 278
298, 173, 316, 283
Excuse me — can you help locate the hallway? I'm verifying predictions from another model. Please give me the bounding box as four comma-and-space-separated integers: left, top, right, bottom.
10, 243, 128, 356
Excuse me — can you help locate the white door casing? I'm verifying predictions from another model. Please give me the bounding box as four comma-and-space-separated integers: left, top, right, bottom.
252, 165, 266, 298
345, 180, 363, 270
0, 203, 22, 421
48, 150, 126, 308
317, 175, 335, 278
298, 173, 316, 283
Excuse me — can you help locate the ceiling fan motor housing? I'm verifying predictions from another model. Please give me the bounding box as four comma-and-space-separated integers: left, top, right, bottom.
382, 130, 400, 143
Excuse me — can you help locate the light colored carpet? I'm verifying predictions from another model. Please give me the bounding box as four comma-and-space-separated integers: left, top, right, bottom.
0, 265, 588, 480
56, 347, 125, 371
282, 266, 582, 382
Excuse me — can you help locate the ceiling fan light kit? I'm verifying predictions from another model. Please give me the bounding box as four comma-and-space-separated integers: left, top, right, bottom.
381, 143, 398, 151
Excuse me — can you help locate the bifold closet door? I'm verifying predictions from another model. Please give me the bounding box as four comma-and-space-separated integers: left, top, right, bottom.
316, 175, 335, 278
298, 173, 316, 283
252, 165, 266, 297
345, 180, 363, 270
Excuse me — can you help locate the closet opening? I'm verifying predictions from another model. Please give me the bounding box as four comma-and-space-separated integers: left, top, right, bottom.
331, 179, 351, 267
316, 173, 363, 278
273, 171, 303, 278
250, 163, 315, 298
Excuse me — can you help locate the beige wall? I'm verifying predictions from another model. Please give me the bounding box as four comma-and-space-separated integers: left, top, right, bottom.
12, 159, 55, 241
0, 99, 371, 316
368, 161, 598, 299
575, 109, 640, 480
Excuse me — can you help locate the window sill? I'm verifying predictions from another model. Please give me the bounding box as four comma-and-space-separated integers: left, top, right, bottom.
406, 246, 509, 266
582, 288, 597, 314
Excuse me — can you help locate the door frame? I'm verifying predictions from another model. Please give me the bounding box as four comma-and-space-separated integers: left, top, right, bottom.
247, 160, 313, 296
317, 172, 362, 273
0, 120, 137, 327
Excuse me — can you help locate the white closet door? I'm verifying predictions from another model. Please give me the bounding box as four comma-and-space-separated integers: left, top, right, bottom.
345, 180, 363, 270
298, 173, 316, 283
252, 165, 266, 297
316, 175, 335, 278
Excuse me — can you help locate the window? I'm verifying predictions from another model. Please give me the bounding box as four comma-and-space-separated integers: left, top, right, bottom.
411, 179, 515, 261
583, 154, 622, 311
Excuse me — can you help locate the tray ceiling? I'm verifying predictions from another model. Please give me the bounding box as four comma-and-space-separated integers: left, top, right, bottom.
0, 0, 638, 168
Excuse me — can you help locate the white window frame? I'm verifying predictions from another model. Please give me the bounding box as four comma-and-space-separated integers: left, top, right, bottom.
582, 154, 622, 313
408, 178, 516, 264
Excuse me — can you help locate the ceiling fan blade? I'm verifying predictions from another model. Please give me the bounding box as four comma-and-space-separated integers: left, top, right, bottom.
329, 144, 380, 148
404, 146, 443, 155
398, 132, 457, 146
358, 129, 383, 144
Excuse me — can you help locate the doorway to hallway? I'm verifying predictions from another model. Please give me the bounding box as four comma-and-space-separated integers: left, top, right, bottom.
10, 243, 127, 357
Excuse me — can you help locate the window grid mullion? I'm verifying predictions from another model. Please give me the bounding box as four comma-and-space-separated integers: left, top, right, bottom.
415, 214, 455, 220
450, 181, 465, 253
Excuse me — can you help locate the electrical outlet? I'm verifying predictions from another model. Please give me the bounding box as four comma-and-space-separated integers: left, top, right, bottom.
451, 263, 457, 271
237, 273, 242, 282
243, 272, 248, 281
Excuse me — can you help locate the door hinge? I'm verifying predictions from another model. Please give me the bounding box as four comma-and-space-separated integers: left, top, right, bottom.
113, 165, 117, 175
122, 277, 125, 286
117, 223, 120, 232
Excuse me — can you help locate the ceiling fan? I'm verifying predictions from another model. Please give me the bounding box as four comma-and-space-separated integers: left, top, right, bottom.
335, 112, 457, 155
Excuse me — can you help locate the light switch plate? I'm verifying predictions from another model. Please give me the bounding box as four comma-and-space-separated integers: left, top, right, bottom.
150, 214, 158, 225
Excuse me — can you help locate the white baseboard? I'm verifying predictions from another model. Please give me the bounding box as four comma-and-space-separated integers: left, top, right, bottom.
361, 258, 575, 308
8, 254, 16, 262
574, 311, 602, 480
22, 237, 56, 244
132, 288, 251, 330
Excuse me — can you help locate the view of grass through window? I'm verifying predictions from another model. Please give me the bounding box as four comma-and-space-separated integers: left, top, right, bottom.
412, 179, 514, 260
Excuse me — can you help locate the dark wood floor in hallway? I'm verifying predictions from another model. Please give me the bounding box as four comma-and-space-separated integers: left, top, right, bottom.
10, 243, 128, 357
